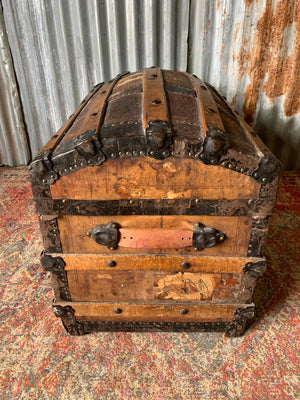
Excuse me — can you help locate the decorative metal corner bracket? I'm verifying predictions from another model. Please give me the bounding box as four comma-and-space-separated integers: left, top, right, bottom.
252, 149, 281, 184
199, 126, 229, 165
146, 120, 172, 160
225, 306, 256, 337
29, 157, 58, 185
41, 252, 71, 301
74, 129, 106, 166
193, 222, 226, 251
52, 303, 85, 336
87, 222, 119, 250
243, 261, 266, 278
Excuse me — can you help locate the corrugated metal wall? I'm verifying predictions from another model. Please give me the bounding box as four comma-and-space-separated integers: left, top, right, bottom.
1, 0, 299, 168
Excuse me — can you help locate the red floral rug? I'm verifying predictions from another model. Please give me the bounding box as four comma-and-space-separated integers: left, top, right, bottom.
0, 167, 299, 399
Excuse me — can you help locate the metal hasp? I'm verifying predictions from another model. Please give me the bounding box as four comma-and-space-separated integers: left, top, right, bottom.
86, 222, 119, 250
193, 222, 226, 251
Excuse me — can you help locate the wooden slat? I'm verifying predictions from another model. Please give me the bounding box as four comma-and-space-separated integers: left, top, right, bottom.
50, 157, 261, 200
65, 270, 241, 302
56, 254, 263, 273
142, 67, 170, 128
188, 75, 225, 134
56, 215, 252, 256
58, 72, 129, 145
35, 83, 103, 157
55, 301, 245, 322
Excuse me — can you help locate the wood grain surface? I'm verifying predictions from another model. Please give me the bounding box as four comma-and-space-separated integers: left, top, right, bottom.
50, 157, 260, 200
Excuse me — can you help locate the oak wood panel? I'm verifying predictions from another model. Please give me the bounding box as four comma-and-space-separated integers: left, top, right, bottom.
50, 157, 260, 200
66, 270, 241, 302
57, 215, 252, 255
61, 254, 262, 273
56, 301, 244, 322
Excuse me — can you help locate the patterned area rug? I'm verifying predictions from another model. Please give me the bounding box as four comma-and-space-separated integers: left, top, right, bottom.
0, 167, 299, 400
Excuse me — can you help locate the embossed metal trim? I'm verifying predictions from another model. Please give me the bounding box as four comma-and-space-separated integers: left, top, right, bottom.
247, 217, 270, 257
87, 222, 119, 250
225, 306, 255, 337
193, 222, 226, 251
238, 260, 267, 303
39, 216, 62, 253
41, 252, 71, 301
34, 198, 256, 217
52, 303, 85, 336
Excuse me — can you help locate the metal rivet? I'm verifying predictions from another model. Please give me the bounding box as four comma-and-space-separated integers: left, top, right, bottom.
107, 260, 116, 268
113, 308, 122, 314
200, 154, 204, 159
180, 308, 189, 315
248, 244, 252, 248
195, 199, 200, 204
150, 151, 154, 155
254, 172, 258, 178
194, 247, 198, 251
126, 151, 130, 156
133, 151, 137, 155
86, 231, 91, 236
194, 223, 200, 227
42, 179, 46, 183
80, 162, 84, 166
219, 235, 225, 241
119, 151, 123, 156
109, 247, 115, 250
262, 178, 267, 183
139, 151, 144, 155
111, 153, 115, 157
248, 199, 254, 205
228, 164, 233, 169
62, 199, 67, 203
69, 166, 72, 170
180, 261, 191, 269
88, 160, 91, 164
129, 200, 134, 205
74, 164, 77, 168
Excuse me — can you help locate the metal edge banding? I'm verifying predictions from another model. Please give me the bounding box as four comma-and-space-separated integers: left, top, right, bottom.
34, 198, 258, 216
40, 252, 71, 301
39, 216, 62, 253
52, 302, 255, 337
247, 216, 269, 258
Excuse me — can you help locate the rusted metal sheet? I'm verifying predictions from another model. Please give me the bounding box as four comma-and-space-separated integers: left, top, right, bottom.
0, 1, 30, 166
0, 0, 299, 168
188, 0, 300, 169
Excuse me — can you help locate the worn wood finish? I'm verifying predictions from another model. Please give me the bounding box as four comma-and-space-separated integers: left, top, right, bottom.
57, 215, 252, 255
60, 254, 263, 273
30, 68, 281, 336
50, 157, 261, 201
66, 269, 241, 302
55, 301, 241, 322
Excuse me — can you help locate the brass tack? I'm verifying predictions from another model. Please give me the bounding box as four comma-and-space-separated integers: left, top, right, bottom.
254, 172, 258, 177
200, 154, 204, 159
195, 199, 200, 204
42, 179, 46, 183
262, 178, 267, 183
228, 164, 233, 169
194, 247, 198, 251
109, 247, 115, 250
129, 200, 134, 205
111, 153, 115, 157
219, 235, 225, 241
62, 199, 67, 203
69, 167, 72, 170
150, 151, 154, 155
248, 199, 254, 205
86, 231, 91, 236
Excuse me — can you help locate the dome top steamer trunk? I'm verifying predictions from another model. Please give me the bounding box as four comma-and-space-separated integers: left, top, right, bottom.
30, 68, 281, 336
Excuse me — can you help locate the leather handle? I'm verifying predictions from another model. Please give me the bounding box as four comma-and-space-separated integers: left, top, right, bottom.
87, 222, 226, 251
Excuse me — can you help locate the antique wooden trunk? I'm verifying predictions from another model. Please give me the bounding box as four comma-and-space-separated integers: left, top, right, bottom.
29, 68, 281, 336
